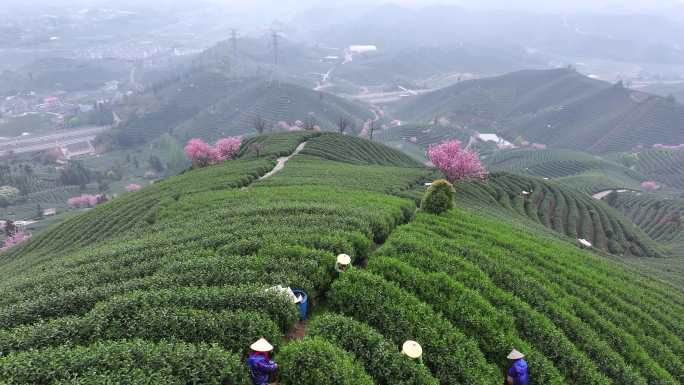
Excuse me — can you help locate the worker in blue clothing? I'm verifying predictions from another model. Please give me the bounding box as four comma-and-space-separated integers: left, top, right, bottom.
247, 338, 278, 385
506, 349, 530, 385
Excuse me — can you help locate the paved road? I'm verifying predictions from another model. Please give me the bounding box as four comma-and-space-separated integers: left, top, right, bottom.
0, 126, 109, 156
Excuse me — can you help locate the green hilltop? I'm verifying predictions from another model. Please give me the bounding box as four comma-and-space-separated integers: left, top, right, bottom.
115, 72, 372, 148
0, 133, 682, 385
394, 68, 684, 154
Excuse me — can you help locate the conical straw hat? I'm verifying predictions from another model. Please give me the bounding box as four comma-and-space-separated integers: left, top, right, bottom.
337, 254, 352, 266
402, 340, 423, 359
250, 338, 274, 352
507, 349, 524, 360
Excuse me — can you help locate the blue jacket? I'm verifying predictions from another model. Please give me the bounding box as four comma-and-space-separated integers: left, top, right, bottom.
247, 352, 278, 385
508, 359, 530, 385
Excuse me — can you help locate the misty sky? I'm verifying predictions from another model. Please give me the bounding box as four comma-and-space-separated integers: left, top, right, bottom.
218, 0, 684, 14
3, 0, 684, 14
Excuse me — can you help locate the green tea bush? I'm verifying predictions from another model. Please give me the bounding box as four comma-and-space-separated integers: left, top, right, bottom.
301, 132, 423, 167
367, 257, 565, 385
309, 313, 439, 385
92, 285, 299, 331
95, 307, 282, 356
329, 270, 500, 385
0, 305, 284, 356
277, 337, 374, 385
257, 155, 431, 195
0, 339, 249, 385
453, 172, 663, 257
377, 210, 684, 385
376, 224, 612, 385
421, 179, 454, 214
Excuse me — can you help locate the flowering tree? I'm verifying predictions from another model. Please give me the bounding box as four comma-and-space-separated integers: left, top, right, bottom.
184, 138, 219, 167
68, 194, 104, 208
126, 184, 142, 192
184, 137, 243, 167
427, 139, 488, 183
2, 231, 29, 251
215, 137, 242, 161
641, 181, 660, 192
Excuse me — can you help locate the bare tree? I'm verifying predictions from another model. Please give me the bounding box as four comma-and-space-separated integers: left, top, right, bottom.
249, 143, 265, 158
337, 117, 351, 134
253, 116, 271, 134
303, 116, 318, 131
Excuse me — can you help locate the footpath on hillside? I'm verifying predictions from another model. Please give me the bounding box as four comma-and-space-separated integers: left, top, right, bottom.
259, 142, 308, 180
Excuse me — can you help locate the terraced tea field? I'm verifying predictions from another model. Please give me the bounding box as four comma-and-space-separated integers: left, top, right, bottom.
607, 191, 684, 253
632, 148, 684, 190
486, 148, 645, 193
455, 173, 663, 257
0, 133, 681, 385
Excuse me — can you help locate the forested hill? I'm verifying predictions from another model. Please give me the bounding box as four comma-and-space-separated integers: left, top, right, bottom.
0, 133, 681, 385
395, 68, 684, 153
114, 72, 372, 148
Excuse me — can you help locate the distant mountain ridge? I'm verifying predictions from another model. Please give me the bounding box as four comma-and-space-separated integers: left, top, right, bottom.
116, 71, 372, 147
395, 68, 684, 154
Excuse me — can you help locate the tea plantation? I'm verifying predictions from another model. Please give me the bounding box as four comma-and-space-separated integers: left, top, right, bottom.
631, 148, 684, 190
0, 133, 681, 385
606, 191, 684, 254
455, 173, 663, 257
486, 148, 646, 193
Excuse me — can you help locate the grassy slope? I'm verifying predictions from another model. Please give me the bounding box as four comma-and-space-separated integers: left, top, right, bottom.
0, 133, 681, 384
394, 68, 684, 153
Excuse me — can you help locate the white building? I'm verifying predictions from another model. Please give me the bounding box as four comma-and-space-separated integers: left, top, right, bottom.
477, 133, 513, 148
347, 45, 378, 54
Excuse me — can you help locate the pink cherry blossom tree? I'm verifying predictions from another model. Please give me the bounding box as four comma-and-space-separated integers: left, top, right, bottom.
641, 181, 660, 192
215, 137, 242, 161
126, 184, 142, 192
2, 231, 29, 251
184, 138, 219, 167
68, 194, 104, 208
427, 139, 488, 183
184, 137, 243, 167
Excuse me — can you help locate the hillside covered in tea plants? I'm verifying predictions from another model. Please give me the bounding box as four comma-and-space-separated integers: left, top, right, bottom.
0, 133, 681, 385
454, 173, 663, 257
394, 68, 684, 154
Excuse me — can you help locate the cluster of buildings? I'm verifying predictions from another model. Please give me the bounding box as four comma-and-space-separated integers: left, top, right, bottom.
2, 93, 71, 117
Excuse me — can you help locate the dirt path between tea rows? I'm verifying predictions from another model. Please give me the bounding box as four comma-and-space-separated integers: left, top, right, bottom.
259, 142, 308, 180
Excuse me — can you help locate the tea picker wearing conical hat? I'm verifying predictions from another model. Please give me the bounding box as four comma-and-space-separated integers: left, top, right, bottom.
335, 254, 352, 273
506, 349, 529, 385
247, 338, 278, 385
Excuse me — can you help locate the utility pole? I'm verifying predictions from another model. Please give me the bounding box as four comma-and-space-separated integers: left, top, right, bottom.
270, 29, 280, 86
230, 29, 239, 78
